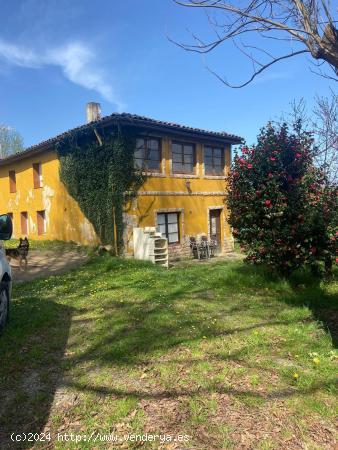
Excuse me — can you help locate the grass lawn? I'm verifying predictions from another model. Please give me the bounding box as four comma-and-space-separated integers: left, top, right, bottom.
0, 256, 337, 449
5, 239, 88, 253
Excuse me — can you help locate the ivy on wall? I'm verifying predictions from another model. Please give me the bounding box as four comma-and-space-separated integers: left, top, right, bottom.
56, 125, 144, 252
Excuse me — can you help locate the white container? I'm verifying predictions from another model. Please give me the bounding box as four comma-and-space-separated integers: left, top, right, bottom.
133, 227, 169, 268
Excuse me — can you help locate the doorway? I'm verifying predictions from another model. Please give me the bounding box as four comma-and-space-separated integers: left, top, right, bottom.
209, 209, 222, 250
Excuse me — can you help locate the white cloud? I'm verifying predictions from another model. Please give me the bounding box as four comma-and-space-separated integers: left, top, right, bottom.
251, 71, 293, 85
0, 39, 123, 109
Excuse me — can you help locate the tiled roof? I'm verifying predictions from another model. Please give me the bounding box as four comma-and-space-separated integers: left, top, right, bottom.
0, 112, 243, 165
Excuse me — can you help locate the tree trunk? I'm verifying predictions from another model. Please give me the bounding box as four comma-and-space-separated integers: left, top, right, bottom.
317, 25, 338, 74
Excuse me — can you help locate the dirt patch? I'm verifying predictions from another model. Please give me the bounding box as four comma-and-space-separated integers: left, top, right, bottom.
10, 250, 88, 282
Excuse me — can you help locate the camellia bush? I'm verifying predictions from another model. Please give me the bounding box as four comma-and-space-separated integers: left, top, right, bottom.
227, 121, 337, 277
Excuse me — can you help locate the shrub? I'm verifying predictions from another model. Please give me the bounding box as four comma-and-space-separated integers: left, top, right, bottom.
227, 121, 337, 277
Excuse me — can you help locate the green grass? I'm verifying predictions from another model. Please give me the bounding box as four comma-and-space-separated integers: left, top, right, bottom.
0, 256, 337, 449
5, 238, 90, 252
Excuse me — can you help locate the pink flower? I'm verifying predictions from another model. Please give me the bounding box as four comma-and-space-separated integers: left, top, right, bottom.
269, 157, 276, 161
265, 199, 271, 207
247, 163, 253, 169
268, 173, 273, 178
295, 153, 302, 159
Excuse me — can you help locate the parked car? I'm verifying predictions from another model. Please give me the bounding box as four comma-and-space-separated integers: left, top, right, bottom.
0, 214, 13, 334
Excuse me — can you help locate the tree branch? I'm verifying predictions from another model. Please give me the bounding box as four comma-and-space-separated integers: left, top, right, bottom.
205, 49, 310, 88
172, 0, 338, 85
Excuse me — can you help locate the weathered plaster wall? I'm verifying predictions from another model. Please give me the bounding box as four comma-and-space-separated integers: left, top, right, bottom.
0, 136, 234, 254
124, 137, 234, 255
0, 150, 98, 244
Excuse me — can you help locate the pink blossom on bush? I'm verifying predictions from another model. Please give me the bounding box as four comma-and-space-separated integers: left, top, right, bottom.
227, 122, 337, 277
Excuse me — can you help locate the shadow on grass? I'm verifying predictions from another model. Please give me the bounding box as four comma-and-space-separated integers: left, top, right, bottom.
56, 258, 336, 409
231, 263, 338, 346
0, 294, 73, 449
65, 375, 337, 401
0, 255, 336, 446
49, 257, 337, 370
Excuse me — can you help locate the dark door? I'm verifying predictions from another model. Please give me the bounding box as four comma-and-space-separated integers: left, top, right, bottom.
209, 209, 222, 246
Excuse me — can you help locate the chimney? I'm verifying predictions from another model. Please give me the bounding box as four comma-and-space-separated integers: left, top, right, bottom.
86, 102, 101, 123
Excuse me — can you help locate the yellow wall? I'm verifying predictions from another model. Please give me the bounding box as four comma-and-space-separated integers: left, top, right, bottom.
0, 151, 98, 245
125, 138, 232, 252
0, 135, 233, 251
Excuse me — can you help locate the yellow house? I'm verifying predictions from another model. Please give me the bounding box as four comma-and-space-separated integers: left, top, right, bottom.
0, 106, 242, 258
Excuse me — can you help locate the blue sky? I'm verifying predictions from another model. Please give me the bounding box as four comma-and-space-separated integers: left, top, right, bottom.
0, 0, 335, 149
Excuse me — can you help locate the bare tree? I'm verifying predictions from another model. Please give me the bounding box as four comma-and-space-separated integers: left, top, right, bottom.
0, 125, 24, 158
173, 0, 338, 87
313, 91, 337, 183
281, 92, 337, 183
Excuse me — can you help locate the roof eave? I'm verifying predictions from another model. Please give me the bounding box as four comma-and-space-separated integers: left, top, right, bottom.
0, 115, 243, 166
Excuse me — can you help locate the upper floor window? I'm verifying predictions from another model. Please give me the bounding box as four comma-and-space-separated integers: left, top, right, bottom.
172, 142, 195, 174
9, 170, 16, 193
134, 138, 162, 172
33, 163, 43, 188
204, 146, 224, 175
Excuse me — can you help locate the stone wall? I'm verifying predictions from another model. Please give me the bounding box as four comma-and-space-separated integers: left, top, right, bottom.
168, 237, 193, 261
223, 237, 235, 253
168, 236, 235, 261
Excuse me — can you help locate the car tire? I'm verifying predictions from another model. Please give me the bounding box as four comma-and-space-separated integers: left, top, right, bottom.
0, 284, 9, 335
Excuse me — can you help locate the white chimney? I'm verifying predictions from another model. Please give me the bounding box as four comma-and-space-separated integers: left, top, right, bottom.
86, 102, 101, 123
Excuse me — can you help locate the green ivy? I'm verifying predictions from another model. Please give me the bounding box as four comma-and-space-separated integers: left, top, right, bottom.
56, 125, 144, 252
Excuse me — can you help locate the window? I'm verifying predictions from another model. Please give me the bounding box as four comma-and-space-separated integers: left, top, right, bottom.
134, 138, 161, 172
37, 210, 46, 235
33, 163, 43, 188
20, 212, 28, 236
172, 142, 195, 174
9, 170, 16, 193
204, 146, 224, 175
157, 212, 180, 244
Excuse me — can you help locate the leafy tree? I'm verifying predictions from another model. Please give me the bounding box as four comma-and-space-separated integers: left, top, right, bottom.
0, 125, 24, 158
227, 121, 337, 277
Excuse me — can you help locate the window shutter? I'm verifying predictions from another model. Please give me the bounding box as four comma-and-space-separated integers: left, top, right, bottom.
9, 171, 16, 193
37, 210, 46, 235
33, 163, 42, 188
20, 212, 28, 235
